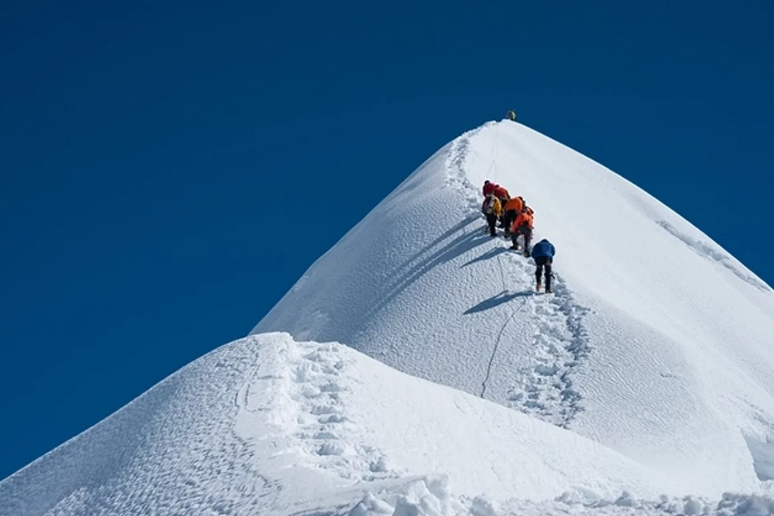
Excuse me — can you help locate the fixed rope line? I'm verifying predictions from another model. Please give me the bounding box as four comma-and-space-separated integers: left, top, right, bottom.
480, 300, 526, 398
493, 123, 500, 182
479, 123, 514, 399
480, 254, 527, 398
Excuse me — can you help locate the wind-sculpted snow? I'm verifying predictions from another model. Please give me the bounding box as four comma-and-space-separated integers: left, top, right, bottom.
352, 481, 774, 516
656, 220, 769, 292
6, 121, 774, 514
1, 333, 742, 516
255, 120, 774, 496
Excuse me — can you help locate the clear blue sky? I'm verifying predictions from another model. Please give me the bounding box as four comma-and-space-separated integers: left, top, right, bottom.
1, 0, 772, 480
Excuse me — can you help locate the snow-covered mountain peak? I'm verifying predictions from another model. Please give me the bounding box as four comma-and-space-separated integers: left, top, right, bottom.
254, 120, 774, 495
4, 120, 774, 516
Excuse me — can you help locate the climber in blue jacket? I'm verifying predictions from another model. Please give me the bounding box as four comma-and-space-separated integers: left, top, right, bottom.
531, 239, 555, 293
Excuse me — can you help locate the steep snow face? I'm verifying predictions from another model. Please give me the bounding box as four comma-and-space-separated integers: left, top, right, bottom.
0, 333, 707, 516
254, 121, 774, 496
5, 123, 774, 516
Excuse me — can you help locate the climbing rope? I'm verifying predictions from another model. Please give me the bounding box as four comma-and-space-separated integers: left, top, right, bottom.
480, 299, 527, 398
480, 254, 528, 398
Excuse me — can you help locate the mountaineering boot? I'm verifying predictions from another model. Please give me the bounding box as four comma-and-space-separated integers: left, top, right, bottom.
545, 286, 552, 294
510, 244, 519, 250
523, 250, 531, 258
536, 281, 542, 292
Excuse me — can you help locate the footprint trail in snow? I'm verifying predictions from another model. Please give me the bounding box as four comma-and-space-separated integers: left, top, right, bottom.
449, 127, 592, 429
501, 249, 591, 428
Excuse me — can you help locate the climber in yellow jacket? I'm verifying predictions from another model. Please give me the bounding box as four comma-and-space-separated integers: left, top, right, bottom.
482, 194, 503, 237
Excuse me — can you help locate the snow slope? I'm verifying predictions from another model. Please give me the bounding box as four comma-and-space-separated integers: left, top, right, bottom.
3, 333, 772, 516
254, 121, 774, 497
6, 333, 774, 516
5, 121, 774, 516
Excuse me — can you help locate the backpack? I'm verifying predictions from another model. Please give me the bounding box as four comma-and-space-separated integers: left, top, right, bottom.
493, 197, 502, 216
483, 195, 501, 215
505, 196, 524, 213
483, 195, 495, 214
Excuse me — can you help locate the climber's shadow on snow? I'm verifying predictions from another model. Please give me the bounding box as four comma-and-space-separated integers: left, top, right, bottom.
366, 220, 491, 318
464, 290, 532, 314
461, 246, 509, 268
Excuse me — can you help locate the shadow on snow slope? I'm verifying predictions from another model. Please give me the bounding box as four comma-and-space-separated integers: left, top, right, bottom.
254, 120, 774, 494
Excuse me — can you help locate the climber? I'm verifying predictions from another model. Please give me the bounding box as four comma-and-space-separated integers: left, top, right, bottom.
531, 239, 555, 293
509, 206, 534, 256
482, 180, 496, 198
492, 183, 510, 203
503, 196, 525, 237
490, 183, 510, 227
506, 109, 517, 122
481, 194, 503, 237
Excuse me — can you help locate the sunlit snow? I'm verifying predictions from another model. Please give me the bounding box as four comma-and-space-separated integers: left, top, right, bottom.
3, 121, 774, 516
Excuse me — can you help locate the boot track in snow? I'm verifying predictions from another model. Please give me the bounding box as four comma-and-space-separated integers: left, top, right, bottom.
447, 125, 592, 429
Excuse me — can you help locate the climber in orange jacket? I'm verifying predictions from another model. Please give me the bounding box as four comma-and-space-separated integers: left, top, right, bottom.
509, 206, 534, 256
502, 196, 525, 237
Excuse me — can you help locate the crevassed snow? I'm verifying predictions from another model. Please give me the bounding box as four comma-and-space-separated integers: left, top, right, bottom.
254, 121, 774, 496
2, 332, 772, 516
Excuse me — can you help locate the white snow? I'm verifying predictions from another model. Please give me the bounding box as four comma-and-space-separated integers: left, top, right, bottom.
4, 120, 774, 515
3, 333, 773, 516
255, 121, 774, 498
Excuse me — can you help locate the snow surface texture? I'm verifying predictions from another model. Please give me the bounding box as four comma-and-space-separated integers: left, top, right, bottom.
5, 121, 774, 515
3, 333, 773, 516
255, 121, 774, 497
